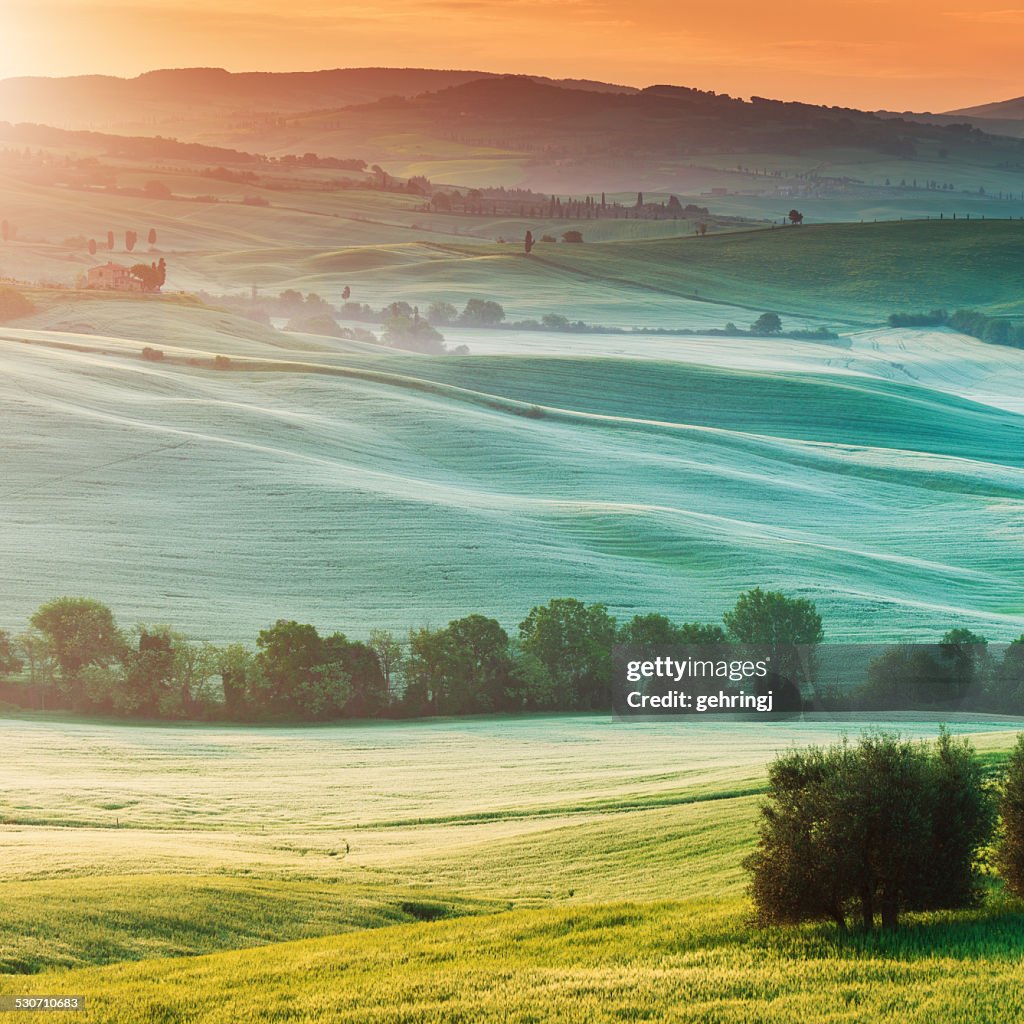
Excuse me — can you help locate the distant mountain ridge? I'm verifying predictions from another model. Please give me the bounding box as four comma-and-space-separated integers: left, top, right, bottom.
0, 67, 635, 131
342, 75, 1014, 159
947, 95, 1024, 120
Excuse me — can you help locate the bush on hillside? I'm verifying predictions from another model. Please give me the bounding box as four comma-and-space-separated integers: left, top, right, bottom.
745, 729, 994, 931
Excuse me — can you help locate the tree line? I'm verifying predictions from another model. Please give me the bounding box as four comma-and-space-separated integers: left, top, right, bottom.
0, 589, 823, 721
889, 308, 1024, 348
3, 590, 1022, 722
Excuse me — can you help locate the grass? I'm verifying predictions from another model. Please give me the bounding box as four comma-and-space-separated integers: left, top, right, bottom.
0, 716, 1021, 1019
0, 875, 496, 973
4, 898, 1024, 1022
3, 310, 1024, 642
468, 219, 1024, 323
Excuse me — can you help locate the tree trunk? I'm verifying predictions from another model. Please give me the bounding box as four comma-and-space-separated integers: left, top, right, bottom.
829, 905, 847, 932
881, 893, 899, 930
860, 889, 874, 931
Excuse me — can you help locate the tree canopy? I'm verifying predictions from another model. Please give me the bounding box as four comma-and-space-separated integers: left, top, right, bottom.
745, 730, 993, 931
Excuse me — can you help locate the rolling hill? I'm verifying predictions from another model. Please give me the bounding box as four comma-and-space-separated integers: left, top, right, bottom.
949, 95, 1024, 121
1, 299, 1023, 644
5, 66, 1024, 214
0, 67, 635, 134
0, 715, 1021, 1022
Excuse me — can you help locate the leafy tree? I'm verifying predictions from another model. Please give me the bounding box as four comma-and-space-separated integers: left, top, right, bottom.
16, 630, 56, 698
618, 613, 684, 646
426, 301, 458, 326
997, 733, 1024, 899
130, 259, 166, 292
561, 230, 584, 243
105, 626, 215, 718
788, 209, 804, 225
217, 643, 257, 717
459, 299, 505, 327
30, 597, 120, 682
88, 238, 97, 256
923, 727, 995, 910
402, 617, 512, 715
724, 587, 822, 692
938, 628, 989, 702
254, 620, 349, 719
745, 744, 855, 928
751, 312, 782, 335
524, 230, 535, 255
382, 313, 446, 354
368, 629, 403, 699
860, 645, 952, 709
518, 598, 617, 708
323, 633, 386, 717
990, 636, 1024, 712
745, 731, 993, 931
540, 313, 569, 330
506, 644, 560, 710
125, 230, 138, 252
341, 285, 351, 300
106, 230, 115, 251
0, 629, 23, 676
403, 626, 449, 716
443, 614, 513, 713
148, 228, 157, 245
676, 622, 728, 644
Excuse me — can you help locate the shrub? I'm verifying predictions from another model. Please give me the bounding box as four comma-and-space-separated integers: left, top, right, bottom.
141, 346, 165, 361
745, 730, 994, 930
997, 734, 1024, 899
285, 313, 344, 337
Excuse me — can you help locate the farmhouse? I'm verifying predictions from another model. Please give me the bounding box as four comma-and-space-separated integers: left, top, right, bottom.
86, 262, 143, 292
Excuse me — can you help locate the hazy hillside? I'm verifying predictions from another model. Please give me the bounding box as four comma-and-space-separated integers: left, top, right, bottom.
0, 67, 634, 134
4, 66, 1024, 211
254, 76, 1024, 195
949, 95, 1024, 120
1, 308, 1023, 643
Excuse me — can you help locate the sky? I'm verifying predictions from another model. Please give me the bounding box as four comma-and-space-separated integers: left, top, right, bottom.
3, 0, 1022, 111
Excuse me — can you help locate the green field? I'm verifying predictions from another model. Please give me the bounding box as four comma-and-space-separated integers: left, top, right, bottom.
1, 715, 1022, 1021
2, 299, 1024, 643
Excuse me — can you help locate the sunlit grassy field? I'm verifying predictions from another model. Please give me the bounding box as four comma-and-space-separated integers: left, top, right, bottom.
1, 716, 1021, 1021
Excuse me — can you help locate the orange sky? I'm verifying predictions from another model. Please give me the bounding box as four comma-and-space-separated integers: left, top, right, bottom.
4, 0, 1022, 111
